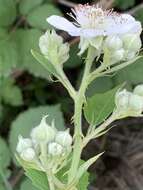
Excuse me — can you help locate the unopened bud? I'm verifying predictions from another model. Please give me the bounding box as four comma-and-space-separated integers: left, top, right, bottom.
133, 84, 143, 97
31, 116, 56, 143
16, 136, 32, 154
128, 94, 143, 112
20, 148, 36, 161
55, 129, 72, 147
39, 30, 69, 64
48, 142, 63, 156
125, 51, 136, 61
104, 36, 123, 50
115, 89, 130, 110
122, 34, 141, 52
111, 49, 125, 63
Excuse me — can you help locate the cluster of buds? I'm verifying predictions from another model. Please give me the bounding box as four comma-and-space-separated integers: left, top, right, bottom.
103, 33, 141, 64
115, 84, 143, 118
39, 30, 69, 65
16, 116, 72, 173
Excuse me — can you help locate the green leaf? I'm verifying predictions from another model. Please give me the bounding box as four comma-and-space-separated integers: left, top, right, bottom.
0, 183, 6, 190
84, 85, 121, 125
114, 57, 143, 85
65, 44, 82, 68
21, 178, 39, 190
9, 105, 65, 163
0, 39, 18, 77
27, 4, 62, 30
12, 29, 50, 80
0, 137, 11, 170
0, 78, 23, 106
134, 8, 143, 24
19, 0, 44, 15
0, 0, 16, 27
25, 169, 49, 190
31, 50, 57, 76
114, 0, 135, 10
86, 76, 113, 97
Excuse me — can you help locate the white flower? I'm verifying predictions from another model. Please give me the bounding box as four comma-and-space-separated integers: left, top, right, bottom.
47, 4, 142, 38
104, 36, 123, 50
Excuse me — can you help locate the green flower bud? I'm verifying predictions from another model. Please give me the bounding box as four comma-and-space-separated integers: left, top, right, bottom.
111, 49, 125, 63
16, 135, 32, 154
133, 84, 143, 97
128, 94, 143, 112
122, 34, 141, 52
31, 116, 56, 143
104, 36, 123, 50
55, 129, 72, 147
48, 142, 63, 156
20, 148, 36, 161
115, 89, 130, 110
39, 30, 69, 64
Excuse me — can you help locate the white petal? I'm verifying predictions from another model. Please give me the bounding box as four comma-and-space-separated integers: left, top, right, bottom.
47, 15, 80, 36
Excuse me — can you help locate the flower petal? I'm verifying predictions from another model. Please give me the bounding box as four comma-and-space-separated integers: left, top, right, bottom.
47, 15, 80, 36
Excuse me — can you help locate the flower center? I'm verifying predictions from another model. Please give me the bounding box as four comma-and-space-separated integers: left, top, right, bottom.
70, 4, 110, 29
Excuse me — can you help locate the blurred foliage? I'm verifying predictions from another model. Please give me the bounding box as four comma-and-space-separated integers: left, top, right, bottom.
0, 0, 143, 189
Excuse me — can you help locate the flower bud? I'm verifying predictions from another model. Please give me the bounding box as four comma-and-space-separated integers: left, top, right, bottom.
55, 129, 72, 147
115, 89, 130, 110
133, 84, 143, 97
128, 94, 143, 112
31, 116, 56, 143
122, 34, 141, 52
111, 49, 125, 63
16, 135, 32, 154
104, 36, 123, 50
125, 51, 136, 61
48, 142, 63, 156
39, 30, 69, 64
20, 148, 36, 161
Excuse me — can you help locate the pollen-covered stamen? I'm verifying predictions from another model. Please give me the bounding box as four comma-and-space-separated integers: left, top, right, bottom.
69, 4, 115, 29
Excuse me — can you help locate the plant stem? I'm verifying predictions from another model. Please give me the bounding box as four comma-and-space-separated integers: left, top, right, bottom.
68, 46, 96, 183
47, 173, 55, 190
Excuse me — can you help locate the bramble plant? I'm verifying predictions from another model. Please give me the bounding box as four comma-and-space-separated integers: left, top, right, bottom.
16, 4, 143, 190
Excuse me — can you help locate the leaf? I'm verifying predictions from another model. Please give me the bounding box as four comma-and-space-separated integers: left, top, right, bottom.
134, 8, 143, 24
114, 0, 135, 10
19, 0, 44, 15
0, 183, 6, 190
113, 57, 143, 85
31, 50, 57, 76
0, 137, 11, 170
0, 78, 23, 106
27, 4, 62, 30
76, 153, 103, 181
0, 39, 18, 77
21, 178, 39, 190
65, 44, 82, 68
84, 85, 121, 125
25, 169, 49, 190
12, 29, 50, 80
0, 0, 16, 27
9, 105, 65, 163
86, 76, 113, 97
57, 160, 89, 190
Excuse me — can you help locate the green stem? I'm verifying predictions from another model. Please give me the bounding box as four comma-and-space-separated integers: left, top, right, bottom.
46, 173, 55, 190
68, 46, 96, 183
